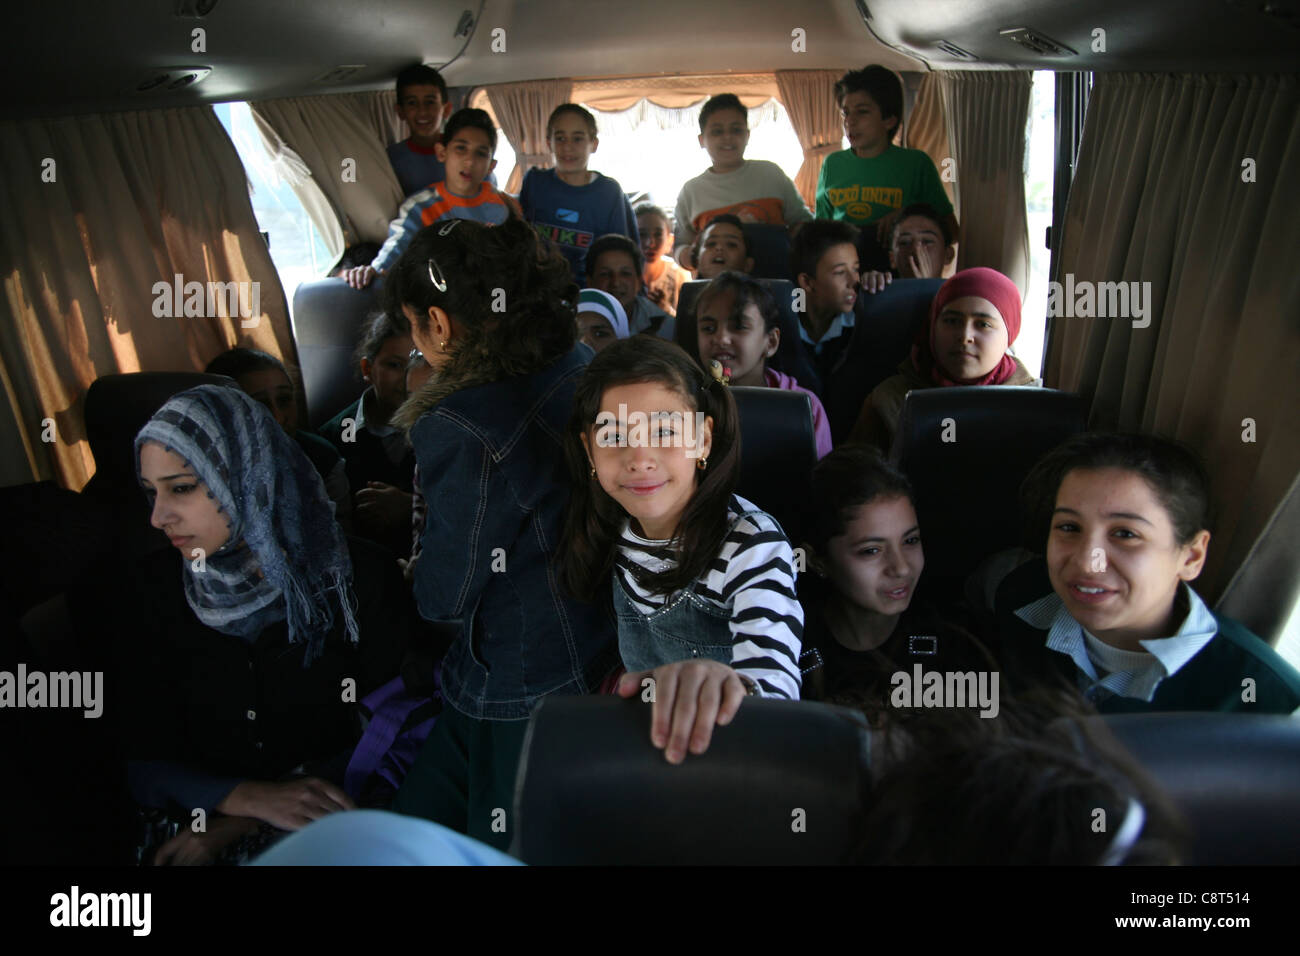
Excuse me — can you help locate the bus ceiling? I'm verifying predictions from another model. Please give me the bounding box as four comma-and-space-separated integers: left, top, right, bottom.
0, 0, 1296, 119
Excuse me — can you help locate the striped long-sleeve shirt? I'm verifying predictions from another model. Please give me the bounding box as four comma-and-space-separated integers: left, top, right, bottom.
614, 495, 803, 699
371, 181, 514, 274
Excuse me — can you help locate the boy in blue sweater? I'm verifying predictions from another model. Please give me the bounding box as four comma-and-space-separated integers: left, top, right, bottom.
519, 104, 638, 285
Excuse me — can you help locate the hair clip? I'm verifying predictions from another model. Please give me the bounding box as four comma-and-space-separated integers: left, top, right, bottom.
708, 359, 731, 386
437, 220, 462, 236
426, 258, 447, 293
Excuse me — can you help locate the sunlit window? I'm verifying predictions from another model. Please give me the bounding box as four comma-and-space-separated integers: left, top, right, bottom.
1017, 70, 1056, 380
214, 102, 336, 307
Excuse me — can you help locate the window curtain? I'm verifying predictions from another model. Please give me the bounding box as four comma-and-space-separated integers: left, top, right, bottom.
250, 91, 405, 251
907, 73, 955, 211
775, 70, 844, 210
1043, 73, 1300, 607
930, 71, 1032, 293
484, 79, 574, 193
0, 106, 294, 490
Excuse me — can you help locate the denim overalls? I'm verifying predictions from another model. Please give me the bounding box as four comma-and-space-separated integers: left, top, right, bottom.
613, 504, 771, 673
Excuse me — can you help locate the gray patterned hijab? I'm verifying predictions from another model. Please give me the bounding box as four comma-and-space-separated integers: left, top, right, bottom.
135, 384, 358, 663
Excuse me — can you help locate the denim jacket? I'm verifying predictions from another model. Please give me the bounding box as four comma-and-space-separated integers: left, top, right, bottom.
408, 344, 618, 719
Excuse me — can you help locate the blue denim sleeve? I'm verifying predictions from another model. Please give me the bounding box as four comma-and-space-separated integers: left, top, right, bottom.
410, 412, 512, 624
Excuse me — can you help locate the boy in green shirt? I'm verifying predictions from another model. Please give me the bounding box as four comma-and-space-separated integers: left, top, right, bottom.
815, 66, 958, 272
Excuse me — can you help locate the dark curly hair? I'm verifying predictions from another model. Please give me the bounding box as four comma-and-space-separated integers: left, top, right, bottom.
383, 218, 578, 430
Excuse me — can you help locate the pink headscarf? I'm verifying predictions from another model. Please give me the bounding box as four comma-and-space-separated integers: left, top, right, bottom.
913, 267, 1022, 387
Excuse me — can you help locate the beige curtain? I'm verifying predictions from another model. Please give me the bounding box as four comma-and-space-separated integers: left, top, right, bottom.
775, 70, 844, 210
907, 74, 955, 210
933, 71, 1032, 292
0, 106, 295, 490
1044, 73, 1300, 603
250, 91, 405, 249
484, 79, 574, 193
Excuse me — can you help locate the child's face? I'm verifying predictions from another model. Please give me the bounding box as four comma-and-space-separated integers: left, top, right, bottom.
397, 84, 451, 143
637, 213, 672, 264
696, 289, 778, 387
802, 242, 860, 318
362, 334, 413, 418
931, 296, 1010, 382
435, 126, 497, 196
581, 381, 713, 541
819, 495, 923, 616
696, 222, 754, 279
139, 442, 232, 558
548, 113, 597, 174
238, 368, 297, 433
890, 215, 951, 278
698, 108, 750, 169
840, 90, 896, 155
589, 250, 641, 313
1047, 468, 1208, 647
577, 311, 618, 353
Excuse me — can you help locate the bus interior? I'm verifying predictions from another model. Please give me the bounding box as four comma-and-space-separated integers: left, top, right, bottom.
1, 0, 1298, 871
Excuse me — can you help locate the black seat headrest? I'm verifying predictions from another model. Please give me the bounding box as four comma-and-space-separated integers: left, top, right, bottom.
291, 278, 382, 429
893, 386, 1085, 583
730, 385, 817, 539
741, 223, 793, 281
1096, 713, 1300, 865
822, 277, 943, 443
83, 371, 237, 499
511, 696, 871, 865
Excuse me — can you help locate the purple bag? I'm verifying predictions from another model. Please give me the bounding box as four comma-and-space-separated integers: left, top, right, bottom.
344, 670, 441, 806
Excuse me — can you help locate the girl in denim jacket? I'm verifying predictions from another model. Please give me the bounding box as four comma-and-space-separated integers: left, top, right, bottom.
561, 337, 804, 764
384, 218, 618, 850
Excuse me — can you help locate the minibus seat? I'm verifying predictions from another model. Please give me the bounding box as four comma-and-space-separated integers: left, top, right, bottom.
82, 371, 236, 558
511, 695, 871, 865
1093, 713, 1300, 865
672, 278, 822, 395
0, 481, 109, 623
891, 385, 1086, 592
730, 385, 817, 541
742, 223, 793, 281
291, 277, 382, 429
822, 278, 943, 444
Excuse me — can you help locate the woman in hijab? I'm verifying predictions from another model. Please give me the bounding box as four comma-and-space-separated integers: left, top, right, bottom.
103, 384, 409, 864
848, 267, 1038, 451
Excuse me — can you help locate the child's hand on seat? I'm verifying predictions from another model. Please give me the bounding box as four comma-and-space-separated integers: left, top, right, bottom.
861, 271, 894, 294
342, 265, 377, 290
617, 660, 750, 764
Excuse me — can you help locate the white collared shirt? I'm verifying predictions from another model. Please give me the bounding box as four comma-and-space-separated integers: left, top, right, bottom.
354, 387, 409, 467
1014, 583, 1219, 703
797, 310, 856, 355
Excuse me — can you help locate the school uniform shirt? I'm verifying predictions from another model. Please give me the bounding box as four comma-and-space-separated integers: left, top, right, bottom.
372, 181, 514, 274
518, 167, 638, 284
799, 596, 997, 709
628, 295, 675, 341
764, 367, 833, 459
798, 309, 856, 384
320, 387, 415, 496
673, 159, 812, 253
387, 138, 498, 198
815, 145, 953, 226
995, 559, 1300, 713
614, 494, 803, 699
